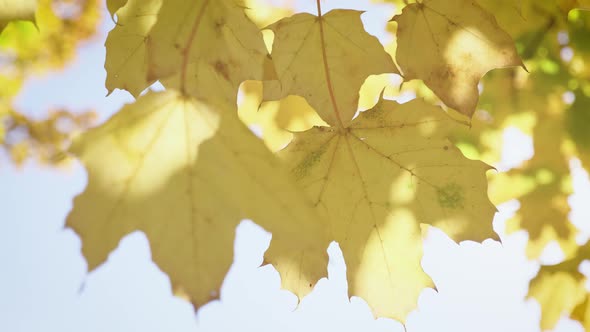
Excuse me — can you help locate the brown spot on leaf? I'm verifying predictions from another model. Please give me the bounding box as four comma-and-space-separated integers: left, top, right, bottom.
214, 60, 230, 81
214, 19, 225, 34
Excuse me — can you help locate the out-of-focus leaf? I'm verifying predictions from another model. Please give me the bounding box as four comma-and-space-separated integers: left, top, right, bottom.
0, 0, 37, 30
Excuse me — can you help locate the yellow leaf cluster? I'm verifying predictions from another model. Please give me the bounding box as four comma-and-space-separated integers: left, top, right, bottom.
72, 0, 330, 311
4, 0, 589, 329
256, 2, 501, 320
379, 3, 590, 325
394, 1, 590, 327
59, 0, 510, 320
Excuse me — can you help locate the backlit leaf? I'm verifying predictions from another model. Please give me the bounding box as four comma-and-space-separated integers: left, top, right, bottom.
104, 0, 161, 97
148, 0, 274, 102
281, 97, 497, 320
392, 0, 524, 117
67, 90, 330, 309
263, 9, 397, 127
105, 0, 273, 102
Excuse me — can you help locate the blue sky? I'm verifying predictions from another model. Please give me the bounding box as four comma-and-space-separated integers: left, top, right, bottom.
1, 1, 589, 331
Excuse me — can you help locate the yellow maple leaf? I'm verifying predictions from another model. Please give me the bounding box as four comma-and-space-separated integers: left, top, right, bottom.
105, 0, 273, 101
147, 0, 275, 102
263, 9, 398, 128
104, 0, 161, 97
0, 0, 37, 30
529, 243, 590, 330
280, 97, 497, 321
392, 0, 524, 117
67, 90, 330, 308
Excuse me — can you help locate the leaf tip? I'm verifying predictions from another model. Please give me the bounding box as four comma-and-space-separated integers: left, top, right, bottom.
520, 61, 530, 73
389, 14, 401, 23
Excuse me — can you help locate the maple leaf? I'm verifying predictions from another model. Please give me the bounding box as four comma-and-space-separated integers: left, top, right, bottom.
281, 97, 497, 321
104, 0, 161, 97
148, 0, 275, 101
529, 243, 590, 330
0, 0, 37, 30
66, 90, 330, 309
263, 9, 398, 128
105, 0, 273, 102
392, 0, 524, 117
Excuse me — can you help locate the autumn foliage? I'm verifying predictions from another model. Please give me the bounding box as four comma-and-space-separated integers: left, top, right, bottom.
2, 0, 590, 329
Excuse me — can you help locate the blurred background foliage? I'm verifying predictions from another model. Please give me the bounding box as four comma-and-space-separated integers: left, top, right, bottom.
0, 0, 99, 165
1, 0, 589, 330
